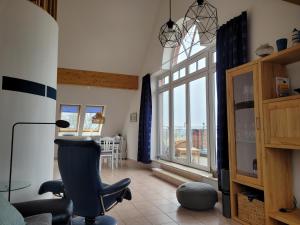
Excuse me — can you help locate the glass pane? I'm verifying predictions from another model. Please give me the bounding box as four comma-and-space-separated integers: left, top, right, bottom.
197, 58, 206, 70
60, 105, 80, 131
83, 106, 104, 135
164, 76, 169, 84
180, 68, 186, 78
190, 78, 208, 167
177, 51, 187, 64
173, 71, 179, 81
174, 84, 186, 162
233, 72, 257, 178
190, 30, 206, 56
213, 52, 217, 63
189, 62, 197, 74
159, 91, 169, 159
214, 72, 218, 166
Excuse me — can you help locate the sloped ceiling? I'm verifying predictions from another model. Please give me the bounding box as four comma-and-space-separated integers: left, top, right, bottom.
57, 0, 161, 76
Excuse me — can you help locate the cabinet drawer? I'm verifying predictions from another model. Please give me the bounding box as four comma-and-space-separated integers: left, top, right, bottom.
263, 97, 300, 148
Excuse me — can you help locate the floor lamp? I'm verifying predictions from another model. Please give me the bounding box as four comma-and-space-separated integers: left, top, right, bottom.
8, 120, 70, 201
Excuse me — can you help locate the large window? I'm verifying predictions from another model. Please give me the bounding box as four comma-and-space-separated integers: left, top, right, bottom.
157, 24, 217, 172
58, 104, 105, 137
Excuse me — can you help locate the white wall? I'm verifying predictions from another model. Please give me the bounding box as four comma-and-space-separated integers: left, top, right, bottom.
0, 0, 58, 202
57, 85, 137, 137
57, 0, 161, 75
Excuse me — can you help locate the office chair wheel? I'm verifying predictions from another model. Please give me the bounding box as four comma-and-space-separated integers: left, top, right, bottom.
72, 215, 117, 225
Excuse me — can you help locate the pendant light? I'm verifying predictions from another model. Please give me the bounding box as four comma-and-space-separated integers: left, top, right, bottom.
183, 0, 218, 45
158, 0, 182, 48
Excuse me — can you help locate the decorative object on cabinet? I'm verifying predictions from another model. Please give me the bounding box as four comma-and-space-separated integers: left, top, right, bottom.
255, 44, 274, 57
276, 38, 288, 51
227, 44, 300, 225
158, 0, 182, 48
182, 0, 218, 45
292, 29, 300, 45
275, 77, 290, 97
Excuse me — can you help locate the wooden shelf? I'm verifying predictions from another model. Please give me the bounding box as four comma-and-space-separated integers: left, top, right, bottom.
234, 101, 254, 110
265, 144, 300, 150
269, 209, 300, 225
232, 178, 264, 190
261, 44, 300, 65
263, 95, 300, 104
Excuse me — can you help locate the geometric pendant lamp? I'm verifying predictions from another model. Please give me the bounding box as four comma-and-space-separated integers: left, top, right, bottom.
158, 0, 182, 48
182, 0, 218, 45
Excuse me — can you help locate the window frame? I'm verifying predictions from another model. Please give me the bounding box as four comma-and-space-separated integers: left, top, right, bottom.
82, 105, 105, 133
59, 104, 81, 133
58, 104, 105, 137
157, 35, 217, 172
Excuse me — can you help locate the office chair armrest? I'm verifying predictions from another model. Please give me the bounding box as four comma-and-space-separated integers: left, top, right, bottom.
100, 178, 131, 196
39, 180, 65, 197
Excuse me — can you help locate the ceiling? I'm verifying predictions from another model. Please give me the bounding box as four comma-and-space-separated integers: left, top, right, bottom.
57, 0, 161, 76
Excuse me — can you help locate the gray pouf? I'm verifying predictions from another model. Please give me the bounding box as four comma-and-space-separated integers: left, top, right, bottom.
176, 182, 218, 211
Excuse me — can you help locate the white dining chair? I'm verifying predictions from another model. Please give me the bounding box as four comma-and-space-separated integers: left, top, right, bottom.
100, 137, 115, 170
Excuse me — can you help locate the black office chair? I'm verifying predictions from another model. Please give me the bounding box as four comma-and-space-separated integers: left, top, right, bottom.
55, 139, 132, 225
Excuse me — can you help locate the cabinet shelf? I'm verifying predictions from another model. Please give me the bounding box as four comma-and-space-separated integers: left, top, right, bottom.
234, 101, 254, 110
269, 209, 300, 225
261, 44, 300, 65
232, 178, 264, 190
263, 95, 300, 104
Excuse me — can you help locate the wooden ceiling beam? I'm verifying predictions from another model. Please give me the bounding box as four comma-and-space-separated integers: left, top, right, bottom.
282, 0, 300, 5
57, 68, 139, 90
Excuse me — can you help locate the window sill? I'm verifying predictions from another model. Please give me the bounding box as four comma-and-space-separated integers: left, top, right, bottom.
152, 159, 218, 189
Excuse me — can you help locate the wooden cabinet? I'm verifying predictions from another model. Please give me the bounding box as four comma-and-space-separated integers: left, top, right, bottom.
227, 44, 300, 225
263, 96, 300, 149
227, 62, 263, 187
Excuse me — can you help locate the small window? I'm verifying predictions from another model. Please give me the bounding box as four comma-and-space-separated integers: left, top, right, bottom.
180, 68, 186, 78
173, 71, 179, 81
82, 105, 104, 135
59, 104, 80, 134
189, 62, 197, 74
159, 75, 170, 86
197, 58, 206, 70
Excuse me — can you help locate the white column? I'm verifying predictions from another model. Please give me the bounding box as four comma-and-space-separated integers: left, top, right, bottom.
0, 0, 58, 202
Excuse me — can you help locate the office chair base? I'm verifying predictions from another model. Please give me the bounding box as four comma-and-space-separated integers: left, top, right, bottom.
72, 215, 117, 225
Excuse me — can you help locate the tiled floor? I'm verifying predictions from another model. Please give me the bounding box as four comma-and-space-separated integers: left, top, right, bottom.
54, 160, 239, 225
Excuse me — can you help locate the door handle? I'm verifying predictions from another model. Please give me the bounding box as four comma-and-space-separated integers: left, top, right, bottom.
256, 117, 260, 130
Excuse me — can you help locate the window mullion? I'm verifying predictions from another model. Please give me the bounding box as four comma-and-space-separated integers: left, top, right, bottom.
186, 82, 192, 166
169, 86, 174, 162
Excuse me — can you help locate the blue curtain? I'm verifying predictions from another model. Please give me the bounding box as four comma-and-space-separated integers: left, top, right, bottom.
138, 74, 152, 164
216, 12, 248, 191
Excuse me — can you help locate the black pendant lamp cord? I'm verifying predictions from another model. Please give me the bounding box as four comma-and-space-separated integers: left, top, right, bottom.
169, 0, 172, 20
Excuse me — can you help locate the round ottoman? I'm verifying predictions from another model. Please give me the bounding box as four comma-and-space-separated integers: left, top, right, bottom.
176, 182, 218, 211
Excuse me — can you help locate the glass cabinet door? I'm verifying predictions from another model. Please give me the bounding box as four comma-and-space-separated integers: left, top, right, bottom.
233, 71, 257, 178
227, 64, 262, 186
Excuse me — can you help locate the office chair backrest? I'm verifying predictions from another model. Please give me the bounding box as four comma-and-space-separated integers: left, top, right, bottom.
55, 139, 103, 217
